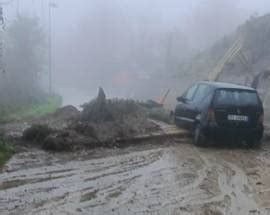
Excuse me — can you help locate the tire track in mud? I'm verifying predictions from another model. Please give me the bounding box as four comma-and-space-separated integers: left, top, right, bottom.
1, 141, 270, 214
195, 148, 260, 215
0, 147, 165, 214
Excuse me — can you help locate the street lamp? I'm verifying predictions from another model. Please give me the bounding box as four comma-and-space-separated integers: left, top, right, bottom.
48, 1, 57, 94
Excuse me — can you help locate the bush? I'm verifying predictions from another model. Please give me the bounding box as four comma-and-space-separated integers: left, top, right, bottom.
22, 124, 53, 142
0, 137, 14, 167
42, 131, 74, 151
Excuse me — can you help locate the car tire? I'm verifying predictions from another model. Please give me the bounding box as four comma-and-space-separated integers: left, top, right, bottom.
248, 139, 262, 148
174, 117, 178, 126
174, 117, 181, 128
194, 124, 207, 147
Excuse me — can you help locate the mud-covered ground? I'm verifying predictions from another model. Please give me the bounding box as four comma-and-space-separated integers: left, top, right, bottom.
1, 137, 270, 215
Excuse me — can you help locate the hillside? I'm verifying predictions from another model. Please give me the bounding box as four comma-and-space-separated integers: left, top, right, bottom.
183, 13, 270, 103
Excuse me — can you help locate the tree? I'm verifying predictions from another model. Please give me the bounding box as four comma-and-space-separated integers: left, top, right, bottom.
2, 15, 46, 104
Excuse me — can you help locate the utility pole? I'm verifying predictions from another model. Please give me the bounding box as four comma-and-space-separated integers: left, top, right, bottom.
0, 0, 16, 76
48, 2, 57, 94
0, 1, 11, 77
48, 3, 52, 94
0, 6, 4, 76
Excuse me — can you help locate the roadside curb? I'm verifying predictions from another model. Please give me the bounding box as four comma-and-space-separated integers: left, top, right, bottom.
116, 120, 190, 143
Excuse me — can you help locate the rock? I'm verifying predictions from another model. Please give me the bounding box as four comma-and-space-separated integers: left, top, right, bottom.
22, 125, 53, 142
140, 100, 163, 109
256, 181, 263, 185
72, 122, 97, 138
97, 87, 106, 107
53, 105, 80, 119
81, 87, 112, 122
42, 131, 74, 151
42, 130, 99, 151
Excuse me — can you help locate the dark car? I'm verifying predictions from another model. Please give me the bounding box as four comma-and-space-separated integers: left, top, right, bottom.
175, 81, 264, 147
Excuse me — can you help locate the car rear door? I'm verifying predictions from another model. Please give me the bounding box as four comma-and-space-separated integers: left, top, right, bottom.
175, 84, 198, 128
185, 84, 213, 126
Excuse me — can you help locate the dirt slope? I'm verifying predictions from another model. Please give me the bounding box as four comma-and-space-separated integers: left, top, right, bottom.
183, 14, 270, 93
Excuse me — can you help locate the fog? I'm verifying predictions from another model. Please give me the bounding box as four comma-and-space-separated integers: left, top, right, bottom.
3, 0, 270, 107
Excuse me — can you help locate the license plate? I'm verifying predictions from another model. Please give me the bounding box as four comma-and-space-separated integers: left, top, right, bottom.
228, 115, 249, 122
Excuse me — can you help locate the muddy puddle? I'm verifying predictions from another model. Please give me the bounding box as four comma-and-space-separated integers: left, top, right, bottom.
1, 138, 270, 214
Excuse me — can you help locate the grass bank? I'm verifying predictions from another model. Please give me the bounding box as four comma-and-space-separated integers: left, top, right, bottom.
0, 139, 14, 167
0, 95, 62, 122
0, 95, 62, 166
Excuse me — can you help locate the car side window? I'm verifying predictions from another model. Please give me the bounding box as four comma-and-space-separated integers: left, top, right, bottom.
193, 84, 212, 103
184, 84, 198, 101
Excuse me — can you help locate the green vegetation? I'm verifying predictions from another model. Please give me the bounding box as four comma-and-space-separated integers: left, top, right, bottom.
0, 95, 62, 121
0, 138, 14, 167
0, 15, 55, 122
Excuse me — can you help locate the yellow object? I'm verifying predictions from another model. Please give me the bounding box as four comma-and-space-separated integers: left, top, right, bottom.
157, 89, 171, 105
208, 36, 244, 81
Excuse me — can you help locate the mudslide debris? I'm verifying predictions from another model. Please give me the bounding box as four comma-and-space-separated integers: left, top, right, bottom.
22, 88, 160, 151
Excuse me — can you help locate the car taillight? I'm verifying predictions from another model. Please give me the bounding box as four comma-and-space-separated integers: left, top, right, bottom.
258, 113, 264, 124
207, 108, 215, 122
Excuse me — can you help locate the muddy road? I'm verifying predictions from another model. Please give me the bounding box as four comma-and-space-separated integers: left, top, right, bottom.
1, 138, 270, 215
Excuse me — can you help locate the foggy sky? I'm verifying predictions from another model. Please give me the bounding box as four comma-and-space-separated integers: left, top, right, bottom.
3, 0, 270, 99
4, 0, 270, 34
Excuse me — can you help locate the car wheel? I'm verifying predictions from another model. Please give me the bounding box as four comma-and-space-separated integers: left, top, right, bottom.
248, 139, 262, 148
174, 117, 181, 128
194, 124, 206, 147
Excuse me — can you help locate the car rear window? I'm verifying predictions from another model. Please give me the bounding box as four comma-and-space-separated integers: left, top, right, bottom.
214, 89, 259, 106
